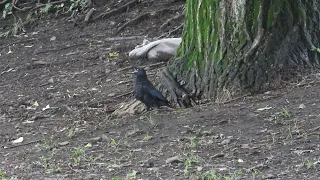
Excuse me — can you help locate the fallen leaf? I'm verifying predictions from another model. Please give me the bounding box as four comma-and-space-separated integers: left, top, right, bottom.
42, 104, 50, 111
85, 143, 92, 148
50, 36, 56, 41
12, 137, 24, 144
108, 93, 116, 97
108, 52, 119, 57
33, 101, 39, 107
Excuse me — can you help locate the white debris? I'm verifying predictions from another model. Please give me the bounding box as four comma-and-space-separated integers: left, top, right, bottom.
129, 38, 182, 61
12, 137, 24, 144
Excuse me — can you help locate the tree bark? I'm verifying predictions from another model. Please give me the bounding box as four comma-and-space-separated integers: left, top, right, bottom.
160, 0, 320, 107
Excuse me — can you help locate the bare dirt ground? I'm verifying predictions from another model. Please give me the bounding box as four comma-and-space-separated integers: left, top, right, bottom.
0, 0, 319, 179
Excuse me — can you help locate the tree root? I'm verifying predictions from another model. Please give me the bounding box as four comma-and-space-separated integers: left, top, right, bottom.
161, 68, 197, 108
0, 19, 31, 38
158, 23, 183, 39
92, 0, 140, 21
160, 10, 184, 29
116, 7, 182, 33
83, 7, 95, 25
116, 12, 151, 33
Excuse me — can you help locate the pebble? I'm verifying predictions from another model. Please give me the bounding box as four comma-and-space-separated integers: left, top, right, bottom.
165, 156, 181, 164
108, 93, 116, 97
220, 139, 230, 145
299, 104, 306, 109
58, 141, 69, 146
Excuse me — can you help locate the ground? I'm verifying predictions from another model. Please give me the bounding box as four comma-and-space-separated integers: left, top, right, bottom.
0, 0, 319, 179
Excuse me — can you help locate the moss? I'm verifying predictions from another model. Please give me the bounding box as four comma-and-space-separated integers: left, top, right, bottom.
252, 0, 261, 34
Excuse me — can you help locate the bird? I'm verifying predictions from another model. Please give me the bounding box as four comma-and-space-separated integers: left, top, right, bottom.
132, 67, 169, 111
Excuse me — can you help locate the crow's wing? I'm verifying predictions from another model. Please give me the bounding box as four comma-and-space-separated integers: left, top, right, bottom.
142, 83, 168, 102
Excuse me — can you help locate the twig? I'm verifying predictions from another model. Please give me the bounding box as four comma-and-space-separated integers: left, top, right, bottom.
92, 0, 139, 21
83, 8, 96, 25
105, 36, 146, 42
117, 62, 166, 73
116, 8, 179, 33
116, 12, 151, 33
113, 91, 133, 99
0, 20, 33, 38
216, 93, 251, 104
112, 80, 132, 87
4, 139, 42, 149
158, 23, 183, 39
117, 66, 133, 72
30, 0, 68, 12
0, 0, 9, 5
160, 11, 185, 29
12, 0, 33, 11
35, 43, 87, 55
145, 62, 166, 68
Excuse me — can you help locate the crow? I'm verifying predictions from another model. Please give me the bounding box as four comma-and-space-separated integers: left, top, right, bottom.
132, 67, 169, 111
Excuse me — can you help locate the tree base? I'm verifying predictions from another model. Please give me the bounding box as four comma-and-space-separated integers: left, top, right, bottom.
160, 69, 197, 108
112, 99, 145, 117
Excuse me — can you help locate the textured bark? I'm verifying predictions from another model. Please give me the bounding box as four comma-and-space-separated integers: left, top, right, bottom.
160, 0, 320, 107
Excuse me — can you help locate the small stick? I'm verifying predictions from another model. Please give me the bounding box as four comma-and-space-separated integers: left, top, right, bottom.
83, 8, 96, 25
113, 91, 133, 99
93, 0, 139, 21
4, 139, 42, 149
105, 36, 146, 42
35, 43, 87, 55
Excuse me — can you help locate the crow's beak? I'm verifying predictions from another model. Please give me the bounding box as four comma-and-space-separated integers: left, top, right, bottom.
128, 72, 135, 74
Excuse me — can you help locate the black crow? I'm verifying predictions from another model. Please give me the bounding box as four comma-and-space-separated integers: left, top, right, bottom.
133, 67, 169, 111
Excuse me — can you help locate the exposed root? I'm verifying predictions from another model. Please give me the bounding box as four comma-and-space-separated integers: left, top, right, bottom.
34, 43, 87, 55
0, 0, 10, 5
116, 7, 182, 33
116, 12, 151, 33
92, 0, 140, 21
160, 10, 184, 29
161, 68, 196, 108
158, 23, 183, 39
83, 7, 95, 25
112, 99, 145, 117
30, 0, 68, 12
0, 19, 31, 38
105, 35, 146, 42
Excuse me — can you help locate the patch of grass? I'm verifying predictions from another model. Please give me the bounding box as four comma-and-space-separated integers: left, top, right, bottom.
71, 147, 86, 166
279, 108, 292, 119
183, 153, 200, 175
110, 138, 120, 148
199, 170, 221, 180
41, 138, 55, 150
2, 3, 12, 19
304, 159, 313, 169
34, 153, 60, 175
198, 169, 240, 180
0, 170, 6, 179
67, 127, 75, 138
189, 136, 198, 149
126, 170, 138, 180
142, 134, 153, 142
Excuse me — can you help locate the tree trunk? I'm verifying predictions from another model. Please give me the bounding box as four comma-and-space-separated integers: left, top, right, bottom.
160, 0, 320, 107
